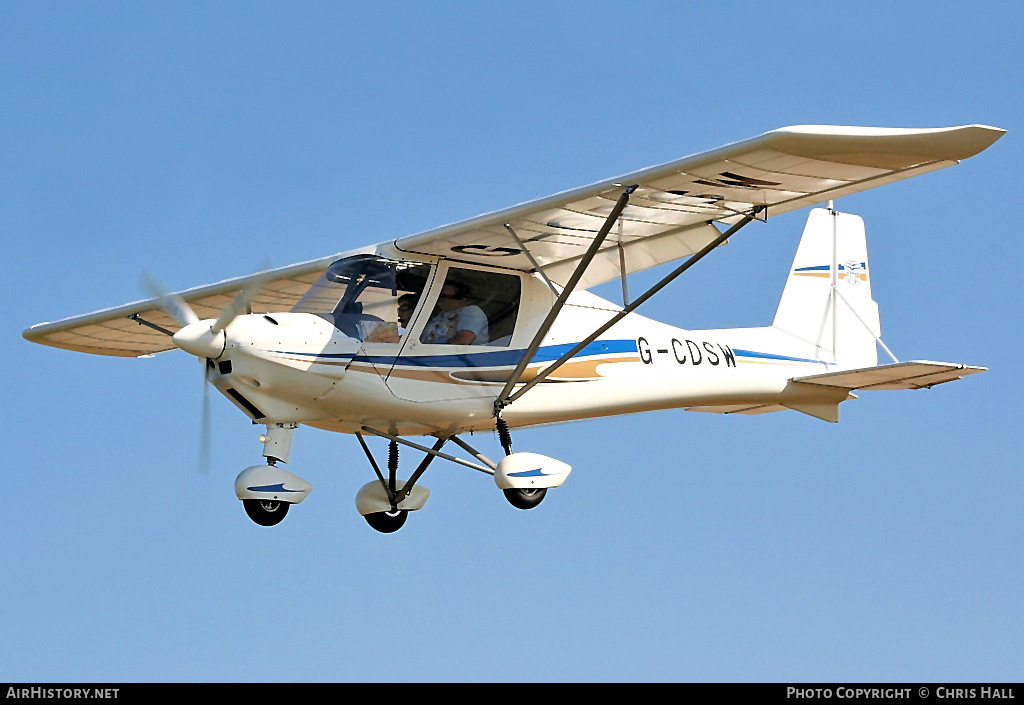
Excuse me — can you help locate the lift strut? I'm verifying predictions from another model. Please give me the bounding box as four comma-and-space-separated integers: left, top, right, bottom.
496, 206, 766, 409
494, 185, 638, 413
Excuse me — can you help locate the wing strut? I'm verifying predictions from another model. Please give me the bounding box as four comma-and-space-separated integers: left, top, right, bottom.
360, 426, 494, 475
494, 185, 639, 410
496, 206, 766, 411
128, 313, 174, 337
503, 223, 558, 296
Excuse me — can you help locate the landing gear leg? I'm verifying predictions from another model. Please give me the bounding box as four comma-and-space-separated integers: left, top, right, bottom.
496, 412, 514, 457
355, 433, 443, 533
236, 424, 311, 527
362, 440, 409, 533
494, 411, 548, 510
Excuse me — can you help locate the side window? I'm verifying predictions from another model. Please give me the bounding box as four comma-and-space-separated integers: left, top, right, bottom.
419, 268, 521, 346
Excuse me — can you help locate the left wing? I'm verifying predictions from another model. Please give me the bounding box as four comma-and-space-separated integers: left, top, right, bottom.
395, 125, 1004, 289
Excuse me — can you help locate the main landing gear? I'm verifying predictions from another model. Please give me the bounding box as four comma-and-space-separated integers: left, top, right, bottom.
503, 487, 547, 510
233, 419, 573, 533
363, 508, 408, 533
493, 413, 546, 510
352, 417, 572, 533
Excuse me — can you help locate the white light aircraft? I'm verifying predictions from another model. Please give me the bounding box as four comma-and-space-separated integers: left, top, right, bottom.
24, 125, 1004, 532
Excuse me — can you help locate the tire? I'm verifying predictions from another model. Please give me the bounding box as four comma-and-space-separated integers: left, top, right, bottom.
243, 498, 290, 526
503, 487, 547, 510
364, 509, 408, 533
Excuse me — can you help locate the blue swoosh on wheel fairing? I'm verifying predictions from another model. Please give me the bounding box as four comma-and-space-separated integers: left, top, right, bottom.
508, 468, 551, 477
246, 483, 305, 493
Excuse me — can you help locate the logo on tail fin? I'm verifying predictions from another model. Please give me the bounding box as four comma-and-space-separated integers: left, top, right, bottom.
793, 262, 868, 285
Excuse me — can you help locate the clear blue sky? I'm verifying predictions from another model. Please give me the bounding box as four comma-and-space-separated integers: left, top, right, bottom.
3, 1, 1021, 682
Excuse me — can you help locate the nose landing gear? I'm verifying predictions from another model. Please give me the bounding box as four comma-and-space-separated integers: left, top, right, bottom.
235, 423, 311, 527
243, 498, 290, 526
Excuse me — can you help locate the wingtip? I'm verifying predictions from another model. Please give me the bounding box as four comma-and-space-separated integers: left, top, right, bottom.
761, 123, 1006, 164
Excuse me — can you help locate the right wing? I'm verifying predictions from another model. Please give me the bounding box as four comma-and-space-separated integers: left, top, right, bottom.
22, 254, 347, 357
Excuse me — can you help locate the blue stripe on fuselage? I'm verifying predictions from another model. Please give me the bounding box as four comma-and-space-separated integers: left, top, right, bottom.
732, 348, 830, 364
273, 340, 638, 368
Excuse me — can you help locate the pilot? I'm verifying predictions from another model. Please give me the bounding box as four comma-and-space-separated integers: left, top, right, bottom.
420, 282, 488, 345
363, 293, 420, 344
396, 293, 418, 332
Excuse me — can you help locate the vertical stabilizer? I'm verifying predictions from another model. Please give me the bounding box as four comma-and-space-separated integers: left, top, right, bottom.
772, 208, 880, 369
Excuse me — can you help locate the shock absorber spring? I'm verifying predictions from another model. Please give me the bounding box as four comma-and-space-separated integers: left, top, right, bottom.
495, 414, 513, 457
388, 440, 399, 494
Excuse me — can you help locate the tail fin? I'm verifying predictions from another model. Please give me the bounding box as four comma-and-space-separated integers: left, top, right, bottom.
772, 208, 880, 369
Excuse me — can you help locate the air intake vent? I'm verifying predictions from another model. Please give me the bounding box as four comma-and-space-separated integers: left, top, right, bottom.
226, 388, 266, 420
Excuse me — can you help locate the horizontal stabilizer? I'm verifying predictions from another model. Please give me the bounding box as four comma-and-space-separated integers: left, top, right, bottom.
792, 361, 985, 390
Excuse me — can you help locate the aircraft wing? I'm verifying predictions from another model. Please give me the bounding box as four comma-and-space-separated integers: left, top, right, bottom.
23, 254, 343, 357
394, 125, 1004, 289
25, 125, 1004, 358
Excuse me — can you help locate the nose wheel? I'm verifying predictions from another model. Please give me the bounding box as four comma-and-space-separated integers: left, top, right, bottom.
243, 498, 290, 526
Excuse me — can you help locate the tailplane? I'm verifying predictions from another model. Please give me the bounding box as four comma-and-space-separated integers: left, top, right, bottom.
772, 208, 880, 370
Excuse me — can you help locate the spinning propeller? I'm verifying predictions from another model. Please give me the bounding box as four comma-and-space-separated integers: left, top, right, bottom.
141, 268, 275, 473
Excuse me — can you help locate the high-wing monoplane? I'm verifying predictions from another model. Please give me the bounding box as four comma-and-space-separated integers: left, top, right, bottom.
24, 125, 1005, 532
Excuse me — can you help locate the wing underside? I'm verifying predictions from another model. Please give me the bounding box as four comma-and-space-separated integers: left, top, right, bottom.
395, 125, 1004, 289
23, 255, 341, 357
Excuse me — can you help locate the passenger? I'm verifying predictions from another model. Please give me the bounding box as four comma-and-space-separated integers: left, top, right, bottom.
420, 282, 488, 345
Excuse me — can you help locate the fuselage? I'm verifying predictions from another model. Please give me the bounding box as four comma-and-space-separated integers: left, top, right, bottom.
202, 249, 839, 437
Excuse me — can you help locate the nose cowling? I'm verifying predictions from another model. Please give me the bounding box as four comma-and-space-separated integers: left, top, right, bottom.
172, 320, 226, 359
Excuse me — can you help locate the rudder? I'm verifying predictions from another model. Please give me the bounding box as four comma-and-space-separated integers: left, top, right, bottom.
772, 208, 880, 369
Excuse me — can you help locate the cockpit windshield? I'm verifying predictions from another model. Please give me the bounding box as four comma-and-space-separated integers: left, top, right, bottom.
292, 255, 432, 342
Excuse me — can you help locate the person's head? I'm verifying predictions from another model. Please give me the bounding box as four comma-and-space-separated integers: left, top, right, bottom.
437, 282, 470, 312
397, 293, 418, 327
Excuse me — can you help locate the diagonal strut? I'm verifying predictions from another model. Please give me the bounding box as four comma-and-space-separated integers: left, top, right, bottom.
495, 185, 638, 411
502, 207, 766, 406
